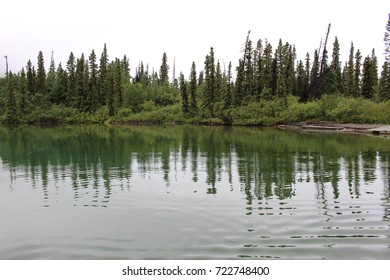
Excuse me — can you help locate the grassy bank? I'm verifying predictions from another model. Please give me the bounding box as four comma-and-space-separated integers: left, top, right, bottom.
1, 94, 389, 126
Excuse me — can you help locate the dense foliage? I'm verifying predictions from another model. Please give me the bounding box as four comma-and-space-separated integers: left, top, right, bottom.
1, 19, 389, 125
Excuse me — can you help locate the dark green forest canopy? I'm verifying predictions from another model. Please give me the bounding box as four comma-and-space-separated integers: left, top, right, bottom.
0, 18, 389, 125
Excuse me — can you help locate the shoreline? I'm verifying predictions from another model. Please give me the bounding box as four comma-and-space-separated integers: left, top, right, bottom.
277, 122, 390, 135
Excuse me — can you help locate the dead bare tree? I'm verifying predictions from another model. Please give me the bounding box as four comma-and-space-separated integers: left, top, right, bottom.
4, 55, 8, 77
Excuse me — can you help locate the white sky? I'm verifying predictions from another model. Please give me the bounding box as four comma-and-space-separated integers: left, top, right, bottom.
0, 0, 389, 78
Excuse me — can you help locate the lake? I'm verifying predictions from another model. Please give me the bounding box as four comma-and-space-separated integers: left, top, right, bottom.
0, 125, 389, 259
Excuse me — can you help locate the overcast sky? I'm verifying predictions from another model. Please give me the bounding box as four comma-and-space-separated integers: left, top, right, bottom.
1, 0, 388, 78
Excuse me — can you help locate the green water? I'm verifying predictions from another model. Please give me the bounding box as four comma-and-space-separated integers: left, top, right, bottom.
0, 125, 389, 259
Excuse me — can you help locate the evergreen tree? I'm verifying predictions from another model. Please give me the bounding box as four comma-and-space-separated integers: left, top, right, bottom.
353, 49, 362, 97
222, 61, 233, 110
378, 61, 390, 101
302, 53, 311, 101
234, 59, 245, 105
385, 13, 390, 63
88, 50, 98, 112
121, 54, 131, 83
287, 45, 297, 96
253, 39, 263, 100
277, 42, 296, 98
275, 40, 287, 99
270, 56, 278, 98
26, 59, 36, 95
261, 42, 273, 99
113, 58, 123, 111
66, 52, 76, 106
361, 55, 374, 99
189, 62, 197, 117
19, 68, 30, 116
344, 42, 355, 96
46, 52, 56, 97
98, 43, 109, 105
215, 60, 223, 102
370, 49, 379, 97
328, 36, 343, 93
243, 35, 253, 99
105, 63, 115, 116
308, 49, 319, 99
4, 72, 18, 123
203, 48, 216, 117
179, 72, 189, 115
36, 51, 46, 94
198, 70, 204, 86
50, 63, 67, 104
296, 60, 307, 101
75, 54, 86, 110
83, 60, 90, 112
159, 52, 169, 85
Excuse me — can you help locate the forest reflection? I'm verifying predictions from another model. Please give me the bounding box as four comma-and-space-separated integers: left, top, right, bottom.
0, 125, 389, 208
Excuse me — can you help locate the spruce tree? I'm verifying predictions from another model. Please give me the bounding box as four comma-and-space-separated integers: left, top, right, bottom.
353, 49, 362, 97
66, 52, 76, 107
234, 59, 245, 105
378, 62, 390, 101
215, 60, 223, 102
222, 61, 233, 110
344, 42, 355, 96
261, 41, 273, 98
361, 55, 374, 99
4, 72, 18, 123
36, 51, 46, 94
105, 63, 115, 116
301, 53, 310, 101
51, 63, 67, 104
75, 54, 86, 110
98, 43, 109, 105
121, 55, 131, 83
370, 49, 379, 97
275, 40, 287, 99
308, 49, 319, 99
113, 58, 123, 111
296, 60, 307, 101
203, 48, 216, 117
189, 62, 197, 117
88, 50, 98, 112
243, 35, 253, 99
46, 52, 56, 98
329, 36, 343, 93
179, 72, 189, 116
253, 39, 264, 100
385, 13, 390, 63
19, 68, 30, 116
198, 70, 204, 86
83, 60, 90, 112
159, 52, 169, 85
26, 59, 35, 95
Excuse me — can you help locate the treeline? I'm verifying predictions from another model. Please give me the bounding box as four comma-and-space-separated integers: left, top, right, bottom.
0, 21, 390, 125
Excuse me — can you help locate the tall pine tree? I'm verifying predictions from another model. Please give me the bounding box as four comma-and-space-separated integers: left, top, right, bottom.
189, 62, 197, 117
98, 43, 109, 106
179, 72, 189, 116
353, 49, 362, 97
36, 51, 46, 94
344, 42, 355, 97
66, 52, 76, 107
159, 52, 169, 86
203, 47, 216, 117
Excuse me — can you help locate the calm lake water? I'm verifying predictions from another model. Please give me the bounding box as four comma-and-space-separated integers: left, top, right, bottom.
0, 125, 389, 260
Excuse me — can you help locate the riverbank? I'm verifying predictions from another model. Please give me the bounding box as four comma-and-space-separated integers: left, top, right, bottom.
278, 122, 390, 135
1, 95, 389, 128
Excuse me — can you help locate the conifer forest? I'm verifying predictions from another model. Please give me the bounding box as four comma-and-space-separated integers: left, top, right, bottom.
1, 17, 390, 126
